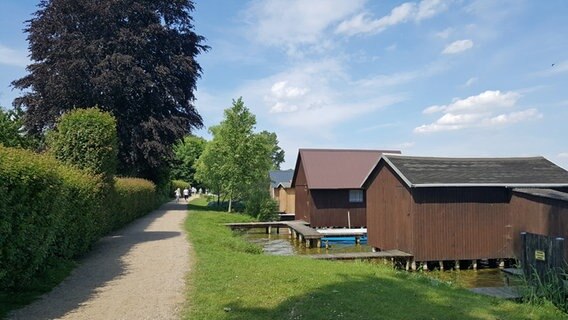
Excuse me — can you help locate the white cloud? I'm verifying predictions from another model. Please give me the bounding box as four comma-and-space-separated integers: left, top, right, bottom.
270, 81, 309, 99
422, 90, 520, 114
0, 44, 29, 67
463, 77, 478, 87
484, 108, 542, 125
234, 58, 406, 135
415, 90, 540, 133
558, 153, 568, 159
416, 0, 448, 21
435, 27, 453, 39
442, 39, 474, 54
336, 0, 449, 36
356, 62, 447, 88
244, 0, 365, 48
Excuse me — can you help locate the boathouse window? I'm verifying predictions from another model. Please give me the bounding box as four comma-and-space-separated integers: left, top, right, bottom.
349, 190, 364, 203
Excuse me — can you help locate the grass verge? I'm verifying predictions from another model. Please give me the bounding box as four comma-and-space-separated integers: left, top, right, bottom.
184, 197, 566, 319
0, 258, 76, 319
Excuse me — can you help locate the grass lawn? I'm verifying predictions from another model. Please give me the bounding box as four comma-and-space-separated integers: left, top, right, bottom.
184, 197, 567, 320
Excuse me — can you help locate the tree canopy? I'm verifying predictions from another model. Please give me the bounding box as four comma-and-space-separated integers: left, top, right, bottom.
12, 0, 208, 181
171, 135, 206, 185
195, 98, 281, 213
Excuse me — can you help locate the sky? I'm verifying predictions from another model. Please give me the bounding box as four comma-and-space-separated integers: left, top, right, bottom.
1, 0, 567, 170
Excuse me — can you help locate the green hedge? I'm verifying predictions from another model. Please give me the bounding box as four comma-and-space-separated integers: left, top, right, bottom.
171, 179, 190, 196
0, 146, 159, 290
110, 178, 157, 228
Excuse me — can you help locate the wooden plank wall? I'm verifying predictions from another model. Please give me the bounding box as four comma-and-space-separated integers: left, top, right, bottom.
309, 189, 366, 228
366, 163, 413, 253
412, 187, 512, 261
294, 161, 310, 222
510, 193, 568, 259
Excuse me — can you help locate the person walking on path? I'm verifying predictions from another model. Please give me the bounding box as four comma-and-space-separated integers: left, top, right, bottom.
8, 197, 195, 320
174, 187, 181, 202
183, 187, 190, 201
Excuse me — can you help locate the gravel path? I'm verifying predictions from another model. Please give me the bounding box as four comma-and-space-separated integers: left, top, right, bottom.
9, 198, 194, 320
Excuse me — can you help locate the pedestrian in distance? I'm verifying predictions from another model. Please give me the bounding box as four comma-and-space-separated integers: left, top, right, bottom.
174, 188, 181, 203
183, 187, 190, 201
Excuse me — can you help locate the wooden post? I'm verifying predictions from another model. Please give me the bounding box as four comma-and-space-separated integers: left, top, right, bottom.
498, 259, 505, 269
268, 226, 272, 234
347, 211, 351, 229
372, 247, 378, 253
306, 239, 311, 248
411, 260, 417, 271
405, 259, 410, 271
316, 239, 321, 248
423, 262, 428, 271
455, 260, 460, 270
439, 261, 444, 271
472, 260, 478, 270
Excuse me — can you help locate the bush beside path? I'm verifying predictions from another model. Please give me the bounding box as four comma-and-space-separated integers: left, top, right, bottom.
8, 198, 195, 320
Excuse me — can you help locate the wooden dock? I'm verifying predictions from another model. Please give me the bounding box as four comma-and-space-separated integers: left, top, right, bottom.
225, 220, 324, 247
469, 286, 524, 300
306, 249, 411, 260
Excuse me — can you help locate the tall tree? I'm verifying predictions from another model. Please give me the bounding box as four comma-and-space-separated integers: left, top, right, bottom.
171, 135, 206, 185
195, 98, 274, 212
259, 130, 285, 169
12, 0, 208, 181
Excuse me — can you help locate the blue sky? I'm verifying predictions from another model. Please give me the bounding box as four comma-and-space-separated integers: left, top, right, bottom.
1, 0, 567, 169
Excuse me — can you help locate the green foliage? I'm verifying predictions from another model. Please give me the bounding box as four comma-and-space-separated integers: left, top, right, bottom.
0, 146, 101, 288
0, 107, 38, 149
195, 98, 278, 215
243, 180, 279, 221
171, 179, 190, 195
259, 130, 285, 170
13, 0, 207, 181
0, 145, 159, 290
171, 135, 206, 185
47, 108, 118, 182
110, 178, 158, 228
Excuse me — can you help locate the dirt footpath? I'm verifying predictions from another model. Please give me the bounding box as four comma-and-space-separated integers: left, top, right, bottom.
9, 198, 194, 320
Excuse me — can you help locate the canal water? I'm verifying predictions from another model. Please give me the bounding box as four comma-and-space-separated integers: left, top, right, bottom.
243, 229, 517, 289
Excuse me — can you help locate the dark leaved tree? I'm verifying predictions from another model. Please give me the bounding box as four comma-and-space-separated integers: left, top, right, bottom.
12, 0, 207, 181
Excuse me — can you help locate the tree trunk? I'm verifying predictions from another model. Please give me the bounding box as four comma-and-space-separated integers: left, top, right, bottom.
228, 197, 232, 212
217, 192, 220, 207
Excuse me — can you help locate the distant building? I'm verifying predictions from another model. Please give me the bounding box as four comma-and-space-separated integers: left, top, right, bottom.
291, 148, 401, 228
269, 169, 295, 214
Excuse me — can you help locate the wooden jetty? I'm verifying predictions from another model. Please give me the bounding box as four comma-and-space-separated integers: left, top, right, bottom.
225, 220, 323, 248
306, 249, 411, 261
469, 286, 524, 300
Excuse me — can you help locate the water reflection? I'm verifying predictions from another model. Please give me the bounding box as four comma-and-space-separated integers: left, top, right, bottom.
243, 229, 517, 288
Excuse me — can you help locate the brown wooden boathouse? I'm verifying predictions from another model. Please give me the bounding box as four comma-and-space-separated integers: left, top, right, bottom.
291, 149, 400, 228
363, 155, 568, 265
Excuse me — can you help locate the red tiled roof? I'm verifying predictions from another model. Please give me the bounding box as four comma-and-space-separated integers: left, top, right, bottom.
294, 149, 401, 189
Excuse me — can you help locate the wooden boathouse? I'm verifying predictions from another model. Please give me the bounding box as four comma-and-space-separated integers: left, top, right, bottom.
291, 149, 400, 228
363, 155, 568, 269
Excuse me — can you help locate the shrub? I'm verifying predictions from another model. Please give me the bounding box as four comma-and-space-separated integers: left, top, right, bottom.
47, 108, 118, 182
0, 145, 160, 290
171, 179, 190, 195
110, 177, 158, 228
0, 146, 106, 288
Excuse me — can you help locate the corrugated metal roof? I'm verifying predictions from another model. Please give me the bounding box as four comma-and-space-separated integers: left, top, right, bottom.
380, 155, 568, 188
513, 188, 568, 202
296, 149, 401, 189
269, 169, 294, 188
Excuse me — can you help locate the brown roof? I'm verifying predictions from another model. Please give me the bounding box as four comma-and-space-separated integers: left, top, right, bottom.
292, 149, 401, 189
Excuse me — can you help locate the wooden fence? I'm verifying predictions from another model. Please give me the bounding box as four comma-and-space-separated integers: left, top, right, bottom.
520, 232, 565, 285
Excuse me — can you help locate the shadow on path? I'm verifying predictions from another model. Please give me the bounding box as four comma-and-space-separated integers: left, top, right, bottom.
9, 200, 189, 320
